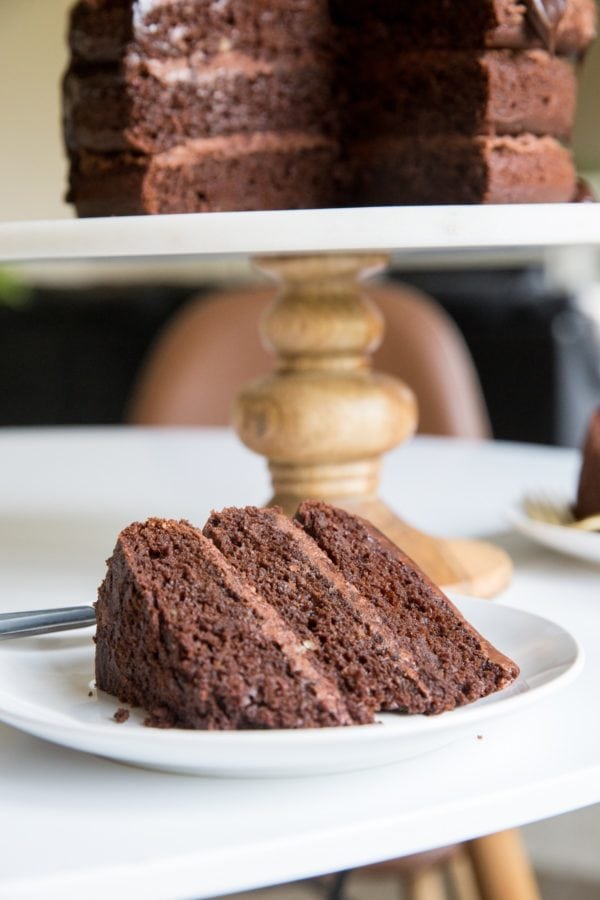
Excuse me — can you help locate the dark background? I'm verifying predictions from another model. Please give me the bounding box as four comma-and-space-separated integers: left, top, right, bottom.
1, 266, 599, 445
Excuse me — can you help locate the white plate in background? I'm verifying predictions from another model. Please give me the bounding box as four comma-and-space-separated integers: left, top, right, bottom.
509, 496, 600, 565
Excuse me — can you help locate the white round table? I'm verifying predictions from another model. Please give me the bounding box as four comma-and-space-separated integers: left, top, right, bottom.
0, 427, 598, 900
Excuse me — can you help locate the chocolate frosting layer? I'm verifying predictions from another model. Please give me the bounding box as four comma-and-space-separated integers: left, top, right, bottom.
526, 0, 568, 52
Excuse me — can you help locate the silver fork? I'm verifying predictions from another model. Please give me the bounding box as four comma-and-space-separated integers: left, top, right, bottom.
0, 606, 96, 641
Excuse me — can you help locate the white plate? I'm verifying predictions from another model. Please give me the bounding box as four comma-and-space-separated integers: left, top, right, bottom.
1, 205, 599, 262
509, 500, 600, 565
0, 598, 582, 778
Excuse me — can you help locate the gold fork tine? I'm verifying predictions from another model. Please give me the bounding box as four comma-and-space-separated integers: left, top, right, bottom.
523, 492, 573, 526
522, 491, 600, 530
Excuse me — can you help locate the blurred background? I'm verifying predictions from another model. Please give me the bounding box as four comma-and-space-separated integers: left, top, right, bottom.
2, 1, 600, 444
1, 3, 600, 898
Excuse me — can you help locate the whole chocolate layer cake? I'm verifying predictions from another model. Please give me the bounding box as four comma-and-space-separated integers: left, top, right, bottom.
575, 407, 600, 520
96, 503, 519, 729
64, 0, 596, 213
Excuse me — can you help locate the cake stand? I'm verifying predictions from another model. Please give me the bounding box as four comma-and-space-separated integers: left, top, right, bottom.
2, 204, 599, 597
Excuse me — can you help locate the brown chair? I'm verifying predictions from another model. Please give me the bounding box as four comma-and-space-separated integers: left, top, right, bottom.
127, 280, 539, 900
127, 280, 491, 439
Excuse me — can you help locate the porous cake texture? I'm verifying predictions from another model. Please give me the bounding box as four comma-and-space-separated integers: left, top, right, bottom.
64, 55, 337, 154
340, 49, 576, 141
68, 0, 334, 63
575, 408, 600, 520
68, 134, 340, 216
296, 501, 518, 710
330, 0, 596, 53
203, 505, 437, 717
64, 0, 596, 213
95, 503, 519, 730
350, 135, 576, 206
95, 517, 357, 728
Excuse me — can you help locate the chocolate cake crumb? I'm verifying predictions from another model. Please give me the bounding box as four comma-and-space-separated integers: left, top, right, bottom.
113, 708, 130, 723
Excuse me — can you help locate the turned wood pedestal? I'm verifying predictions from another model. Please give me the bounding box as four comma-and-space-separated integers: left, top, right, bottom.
233, 253, 512, 598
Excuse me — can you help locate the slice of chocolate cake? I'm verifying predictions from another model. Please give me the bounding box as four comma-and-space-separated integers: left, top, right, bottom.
296, 500, 519, 710
95, 517, 358, 729
203, 505, 440, 716
97, 504, 519, 729
203, 505, 518, 715
575, 408, 600, 520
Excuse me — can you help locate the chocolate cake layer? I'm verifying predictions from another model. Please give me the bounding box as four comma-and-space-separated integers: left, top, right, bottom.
349, 134, 576, 205
576, 408, 600, 519
330, 0, 596, 53
297, 501, 519, 710
71, 0, 596, 61
65, 46, 575, 155
96, 518, 356, 729
69, 0, 333, 64
343, 49, 575, 140
203, 506, 439, 716
67, 132, 341, 216
64, 54, 337, 153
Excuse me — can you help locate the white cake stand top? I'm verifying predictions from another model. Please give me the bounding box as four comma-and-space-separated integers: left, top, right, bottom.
1, 205, 599, 262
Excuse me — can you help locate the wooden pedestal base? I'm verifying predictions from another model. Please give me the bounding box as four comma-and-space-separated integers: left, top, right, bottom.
233, 253, 511, 598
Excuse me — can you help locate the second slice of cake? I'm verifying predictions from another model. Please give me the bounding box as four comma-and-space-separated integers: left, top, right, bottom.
203, 504, 519, 717
296, 501, 519, 710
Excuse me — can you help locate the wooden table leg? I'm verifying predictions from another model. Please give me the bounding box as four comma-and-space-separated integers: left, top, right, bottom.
408, 865, 449, 900
446, 845, 482, 900
466, 830, 541, 900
